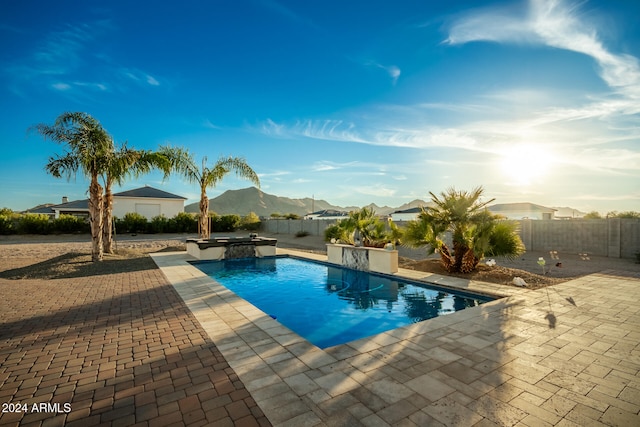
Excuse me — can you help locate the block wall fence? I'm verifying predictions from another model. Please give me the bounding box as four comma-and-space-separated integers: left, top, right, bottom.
262, 218, 640, 259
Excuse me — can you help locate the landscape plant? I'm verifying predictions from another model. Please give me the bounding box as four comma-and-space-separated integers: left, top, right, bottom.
0, 209, 16, 235
18, 213, 52, 234
33, 112, 113, 261
53, 214, 89, 234
157, 146, 260, 239
240, 212, 261, 231
403, 187, 525, 273
115, 212, 148, 234
324, 207, 402, 248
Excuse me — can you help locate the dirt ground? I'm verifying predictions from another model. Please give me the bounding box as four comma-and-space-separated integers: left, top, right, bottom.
1, 232, 639, 289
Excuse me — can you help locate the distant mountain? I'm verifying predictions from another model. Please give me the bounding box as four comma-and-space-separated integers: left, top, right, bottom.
184, 187, 428, 217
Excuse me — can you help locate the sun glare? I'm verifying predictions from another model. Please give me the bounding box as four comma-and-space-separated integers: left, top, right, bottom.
499, 144, 552, 185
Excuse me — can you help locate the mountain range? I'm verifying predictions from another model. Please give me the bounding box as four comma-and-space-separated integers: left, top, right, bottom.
185, 187, 428, 217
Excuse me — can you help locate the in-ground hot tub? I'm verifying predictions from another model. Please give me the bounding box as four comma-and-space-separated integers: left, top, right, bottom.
186, 235, 277, 260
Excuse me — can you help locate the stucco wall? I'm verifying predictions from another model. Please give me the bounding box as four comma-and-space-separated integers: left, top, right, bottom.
518, 218, 638, 259
112, 197, 184, 220
263, 218, 639, 259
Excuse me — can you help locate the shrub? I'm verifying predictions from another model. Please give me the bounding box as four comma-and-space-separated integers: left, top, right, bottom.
324, 223, 345, 242
148, 215, 169, 234
171, 212, 197, 233
53, 214, 89, 234
18, 213, 52, 234
0, 214, 14, 235
116, 212, 148, 234
212, 214, 241, 232
241, 212, 261, 231
295, 230, 310, 237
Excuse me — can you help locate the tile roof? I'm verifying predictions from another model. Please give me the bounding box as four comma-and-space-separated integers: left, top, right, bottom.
113, 186, 187, 199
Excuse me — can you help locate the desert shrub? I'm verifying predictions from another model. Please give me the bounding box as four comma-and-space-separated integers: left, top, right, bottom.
116, 212, 148, 234
285, 213, 301, 220
171, 212, 197, 233
324, 223, 345, 242
241, 212, 261, 231
18, 213, 52, 234
148, 215, 169, 234
295, 230, 310, 237
53, 214, 89, 234
0, 214, 14, 234
212, 214, 241, 232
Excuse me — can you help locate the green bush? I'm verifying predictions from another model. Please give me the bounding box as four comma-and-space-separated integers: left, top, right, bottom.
18, 213, 52, 234
295, 230, 310, 237
171, 212, 197, 233
240, 212, 261, 231
148, 215, 169, 234
53, 214, 89, 234
116, 212, 148, 234
0, 214, 15, 235
212, 214, 241, 232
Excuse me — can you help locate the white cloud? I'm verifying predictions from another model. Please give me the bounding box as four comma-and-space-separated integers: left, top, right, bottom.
446, 0, 640, 97
51, 82, 71, 91
203, 119, 221, 130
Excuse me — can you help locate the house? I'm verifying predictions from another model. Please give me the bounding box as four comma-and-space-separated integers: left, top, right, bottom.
487, 202, 556, 220
304, 209, 349, 220
111, 186, 186, 219
390, 207, 425, 222
26, 186, 187, 220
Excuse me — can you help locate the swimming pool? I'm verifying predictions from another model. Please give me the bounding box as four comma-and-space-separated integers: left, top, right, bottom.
194, 256, 493, 349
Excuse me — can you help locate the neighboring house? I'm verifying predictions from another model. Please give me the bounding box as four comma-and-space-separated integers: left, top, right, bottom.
304, 209, 349, 220
26, 186, 187, 220
111, 186, 186, 219
390, 207, 424, 222
488, 202, 556, 220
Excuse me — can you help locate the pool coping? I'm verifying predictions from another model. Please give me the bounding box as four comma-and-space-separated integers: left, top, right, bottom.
151, 248, 530, 425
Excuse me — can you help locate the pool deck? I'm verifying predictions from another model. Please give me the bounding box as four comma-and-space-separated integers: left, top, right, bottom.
149, 248, 640, 426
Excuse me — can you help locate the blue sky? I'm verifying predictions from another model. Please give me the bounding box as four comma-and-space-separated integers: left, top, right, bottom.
1, 0, 639, 213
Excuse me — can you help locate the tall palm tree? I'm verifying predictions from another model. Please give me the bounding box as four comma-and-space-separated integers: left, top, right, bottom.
33, 112, 113, 262
403, 187, 525, 273
158, 146, 260, 240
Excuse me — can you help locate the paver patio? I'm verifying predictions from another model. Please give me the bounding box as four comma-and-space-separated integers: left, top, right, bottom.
152, 249, 640, 426
0, 261, 270, 427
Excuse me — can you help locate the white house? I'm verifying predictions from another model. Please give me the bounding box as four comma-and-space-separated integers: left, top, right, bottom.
390, 207, 424, 222
304, 209, 349, 220
111, 186, 186, 219
30, 186, 187, 220
488, 202, 556, 220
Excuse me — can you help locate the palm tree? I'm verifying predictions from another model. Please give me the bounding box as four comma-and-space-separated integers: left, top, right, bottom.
324, 207, 402, 248
33, 112, 113, 261
403, 187, 525, 273
101, 145, 173, 253
158, 146, 260, 240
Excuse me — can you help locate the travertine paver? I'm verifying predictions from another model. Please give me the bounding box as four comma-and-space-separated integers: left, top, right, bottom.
0, 261, 270, 426
152, 250, 640, 426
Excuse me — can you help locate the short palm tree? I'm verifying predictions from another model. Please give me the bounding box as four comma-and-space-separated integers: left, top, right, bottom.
325, 207, 402, 248
403, 187, 525, 273
33, 112, 113, 262
101, 145, 174, 253
158, 146, 260, 240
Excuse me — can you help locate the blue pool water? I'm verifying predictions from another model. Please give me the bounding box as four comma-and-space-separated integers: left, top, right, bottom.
194, 257, 493, 349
